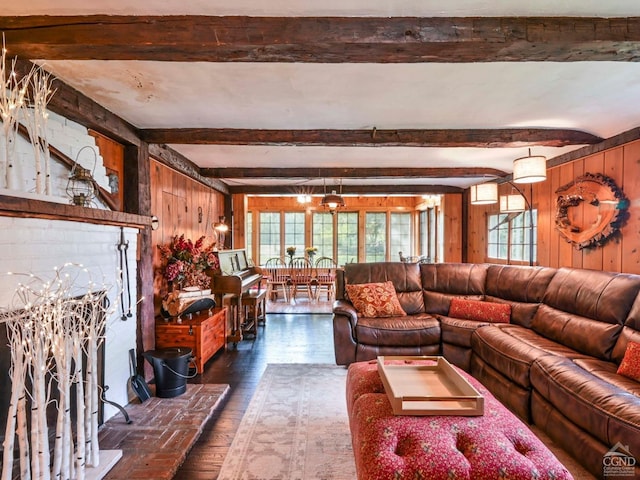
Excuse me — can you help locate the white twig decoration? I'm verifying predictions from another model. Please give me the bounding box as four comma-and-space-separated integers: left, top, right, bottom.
1, 264, 117, 480
22, 67, 56, 195
0, 35, 34, 190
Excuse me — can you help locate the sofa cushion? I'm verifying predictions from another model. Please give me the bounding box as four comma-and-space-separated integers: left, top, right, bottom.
542, 267, 640, 326
471, 324, 589, 389
531, 355, 640, 458
612, 326, 640, 364
449, 298, 511, 323
532, 304, 623, 361
344, 262, 424, 314
346, 281, 406, 318
439, 315, 492, 348
423, 291, 484, 316
420, 263, 487, 315
573, 357, 640, 395
617, 341, 640, 382
485, 265, 557, 304
354, 313, 440, 347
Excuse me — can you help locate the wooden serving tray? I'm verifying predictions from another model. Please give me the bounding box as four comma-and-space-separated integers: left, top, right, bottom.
377, 356, 484, 416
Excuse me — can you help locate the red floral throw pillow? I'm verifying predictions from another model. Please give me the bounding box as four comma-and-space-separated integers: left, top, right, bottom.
345, 281, 407, 318
617, 341, 640, 382
448, 298, 511, 324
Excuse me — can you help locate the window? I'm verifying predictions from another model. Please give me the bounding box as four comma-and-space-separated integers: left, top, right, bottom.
487, 210, 537, 263
336, 212, 358, 266
390, 212, 411, 260
259, 212, 280, 264
511, 209, 537, 263
312, 212, 334, 260
284, 212, 305, 257
419, 208, 437, 262
365, 212, 386, 262
246, 212, 253, 263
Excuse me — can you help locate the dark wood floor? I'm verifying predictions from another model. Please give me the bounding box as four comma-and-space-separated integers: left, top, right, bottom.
173, 312, 337, 479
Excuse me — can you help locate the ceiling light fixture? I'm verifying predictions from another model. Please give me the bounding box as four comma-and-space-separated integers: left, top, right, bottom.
320, 179, 346, 215
512, 148, 547, 184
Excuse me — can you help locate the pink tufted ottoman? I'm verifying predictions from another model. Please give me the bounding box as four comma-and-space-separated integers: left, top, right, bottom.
347, 360, 573, 480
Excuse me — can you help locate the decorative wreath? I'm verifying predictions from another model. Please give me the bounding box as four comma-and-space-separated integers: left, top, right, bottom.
555, 172, 629, 250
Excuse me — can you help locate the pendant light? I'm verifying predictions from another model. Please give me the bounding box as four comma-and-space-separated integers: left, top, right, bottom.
320, 179, 345, 214
512, 149, 547, 184
470, 183, 498, 205
499, 193, 526, 213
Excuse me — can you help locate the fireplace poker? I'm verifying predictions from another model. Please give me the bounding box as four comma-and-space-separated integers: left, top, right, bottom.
118, 227, 133, 320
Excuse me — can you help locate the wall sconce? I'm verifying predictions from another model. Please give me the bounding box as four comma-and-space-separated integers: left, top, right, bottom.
197, 206, 203, 224
107, 172, 119, 194
150, 215, 159, 231
513, 149, 547, 184
214, 216, 229, 249
65, 145, 97, 207
470, 183, 498, 205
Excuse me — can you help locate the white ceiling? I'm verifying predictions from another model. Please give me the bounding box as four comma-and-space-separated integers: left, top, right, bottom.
6, 0, 640, 190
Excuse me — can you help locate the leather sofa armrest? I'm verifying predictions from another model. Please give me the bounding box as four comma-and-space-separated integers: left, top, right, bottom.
333, 299, 359, 326
333, 300, 359, 365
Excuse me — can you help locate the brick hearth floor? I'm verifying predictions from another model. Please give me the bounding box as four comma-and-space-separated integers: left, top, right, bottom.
99, 383, 230, 480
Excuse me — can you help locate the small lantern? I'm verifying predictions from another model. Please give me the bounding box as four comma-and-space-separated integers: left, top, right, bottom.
66, 146, 97, 207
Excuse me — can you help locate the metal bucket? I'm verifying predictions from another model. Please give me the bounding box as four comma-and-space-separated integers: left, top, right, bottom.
143, 347, 196, 398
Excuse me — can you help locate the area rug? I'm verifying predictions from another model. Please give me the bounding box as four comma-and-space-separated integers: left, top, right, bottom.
217, 364, 356, 480
217, 364, 595, 480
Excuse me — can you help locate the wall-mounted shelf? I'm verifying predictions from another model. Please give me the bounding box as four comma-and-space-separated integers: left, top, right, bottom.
0, 194, 151, 230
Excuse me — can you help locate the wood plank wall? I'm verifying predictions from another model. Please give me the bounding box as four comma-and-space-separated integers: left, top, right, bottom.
150, 158, 225, 313
467, 139, 640, 274
89, 130, 124, 211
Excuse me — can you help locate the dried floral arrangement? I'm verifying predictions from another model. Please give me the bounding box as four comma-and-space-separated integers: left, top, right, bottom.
158, 234, 219, 290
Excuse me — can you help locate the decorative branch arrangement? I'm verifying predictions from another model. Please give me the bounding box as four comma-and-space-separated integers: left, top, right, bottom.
0, 35, 55, 192
1, 264, 117, 480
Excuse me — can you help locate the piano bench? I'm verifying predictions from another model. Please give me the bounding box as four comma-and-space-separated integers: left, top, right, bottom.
241, 288, 267, 336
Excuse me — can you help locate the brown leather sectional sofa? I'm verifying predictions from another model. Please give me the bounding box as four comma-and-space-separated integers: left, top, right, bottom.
333, 262, 640, 479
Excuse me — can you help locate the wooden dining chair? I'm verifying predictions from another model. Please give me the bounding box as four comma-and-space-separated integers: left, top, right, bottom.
289, 257, 316, 301
314, 256, 337, 301
263, 257, 289, 302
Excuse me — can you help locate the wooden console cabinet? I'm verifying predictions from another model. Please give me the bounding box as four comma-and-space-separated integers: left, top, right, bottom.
155, 307, 227, 374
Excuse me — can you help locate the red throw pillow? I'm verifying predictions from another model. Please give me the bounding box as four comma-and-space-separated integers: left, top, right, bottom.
448, 298, 511, 323
617, 341, 640, 382
345, 281, 407, 318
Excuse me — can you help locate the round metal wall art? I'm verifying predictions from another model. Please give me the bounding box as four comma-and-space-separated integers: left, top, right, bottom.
555, 172, 629, 250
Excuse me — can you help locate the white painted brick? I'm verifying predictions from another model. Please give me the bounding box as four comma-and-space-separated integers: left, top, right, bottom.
0, 218, 139, 421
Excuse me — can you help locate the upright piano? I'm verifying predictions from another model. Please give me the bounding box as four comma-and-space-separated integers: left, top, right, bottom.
211, 249, 263, 345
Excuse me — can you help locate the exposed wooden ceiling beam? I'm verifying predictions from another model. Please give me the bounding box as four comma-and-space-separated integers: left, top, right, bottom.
202, 167, 505, 179
141, 128, 602, 147
149, 144, 229, 195
228, 184, 463, 195
2, 16, 640, 63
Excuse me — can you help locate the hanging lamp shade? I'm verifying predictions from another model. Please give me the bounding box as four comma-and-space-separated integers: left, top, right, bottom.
512, 150, 547, 184
500, 194, 526, 213
470, 183, 498, 205
320, 190, 346, 211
